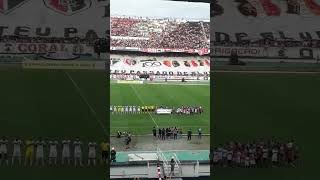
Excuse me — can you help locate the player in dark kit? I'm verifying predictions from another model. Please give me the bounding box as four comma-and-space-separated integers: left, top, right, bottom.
187, 128, 192, 140
152, 127, 157, 138
158, 128, 162, 139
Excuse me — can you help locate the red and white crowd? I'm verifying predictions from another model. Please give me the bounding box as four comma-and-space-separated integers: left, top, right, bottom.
111, 16, 209, 49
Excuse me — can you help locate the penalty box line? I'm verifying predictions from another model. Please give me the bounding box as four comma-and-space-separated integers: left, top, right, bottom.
65, 71, 107, 134
129, 84, 159, 128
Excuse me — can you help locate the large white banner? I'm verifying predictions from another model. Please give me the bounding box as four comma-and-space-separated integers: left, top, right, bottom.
110, 54, 210, 76
0, 0, 108, 38
155, 108, 173, 115
212, 0, 320, 42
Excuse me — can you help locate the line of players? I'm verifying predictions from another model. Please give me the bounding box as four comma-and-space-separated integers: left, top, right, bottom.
211, 139, 299, 168
0, 137, 109, 167
110, 105, 156, 114
175, 106, 203, 115
110, 105, 204, 114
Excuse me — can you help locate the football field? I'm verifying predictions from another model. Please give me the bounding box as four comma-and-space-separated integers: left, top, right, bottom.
212, 72, 320, 179
110, 82, 210, 136
0, 69, 107, 179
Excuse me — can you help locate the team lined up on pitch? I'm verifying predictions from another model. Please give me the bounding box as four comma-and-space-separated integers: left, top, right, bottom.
110, 105, 203, 114
0, 137, 109, 167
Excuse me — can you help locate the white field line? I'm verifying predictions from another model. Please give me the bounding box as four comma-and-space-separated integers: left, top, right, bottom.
110, 133, 211, 137
146, 82, 210, 86
111, 125, 208, 129
213, 70, 320, 74
65, 71, 107, 134
110, 81, 210, 86
113, 149, 210, 153
129, 84, 159, 128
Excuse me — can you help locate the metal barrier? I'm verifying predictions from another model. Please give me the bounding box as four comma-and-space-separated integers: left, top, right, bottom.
157, 148, 169, 176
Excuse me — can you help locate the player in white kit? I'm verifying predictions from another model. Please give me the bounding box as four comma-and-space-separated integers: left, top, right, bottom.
124, 106, 128, 114
137, 106, 141, 114
48, 139, 58, 166
12, 138, 22, 166
62, 139, 71, 165
244, 154, 250, 168
0, 137, 9, 165
272, 146, 279, 166
88, 142, 97, 166
249, 153, 256, 167
110, 105, 113, 114
235, 151, 241, 167
35, 138, 46, 166
73, 138, 83, 167
129, 106, 132, 114
262, 145, 269, 166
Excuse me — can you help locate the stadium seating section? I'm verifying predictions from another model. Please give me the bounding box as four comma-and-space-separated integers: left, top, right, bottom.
111, 17, 210, 49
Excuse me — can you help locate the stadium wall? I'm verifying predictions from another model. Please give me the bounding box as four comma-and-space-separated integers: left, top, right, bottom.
0, 42, 94, 55
212, 46, 320, 60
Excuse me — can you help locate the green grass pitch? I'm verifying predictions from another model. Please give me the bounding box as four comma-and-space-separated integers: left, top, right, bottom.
0, 69, 107, 179
212, 72, 320, 179
110, 83, 210, 135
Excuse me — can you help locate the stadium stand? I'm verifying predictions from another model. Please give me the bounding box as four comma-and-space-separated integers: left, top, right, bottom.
111, 16, 209, 50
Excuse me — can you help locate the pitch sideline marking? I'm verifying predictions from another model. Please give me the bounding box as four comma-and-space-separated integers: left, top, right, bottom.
146, 82, 210, 86
110, 81, 210, 86
65, 71, 107, 134
129, 84, 159, 128
213, 70, 320, 74
111, 125, 208, 128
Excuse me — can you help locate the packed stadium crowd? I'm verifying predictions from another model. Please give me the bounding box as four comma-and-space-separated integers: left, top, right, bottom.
211, 139, 299, 168
0, 137, 110, 167
111, 17, 209, 49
